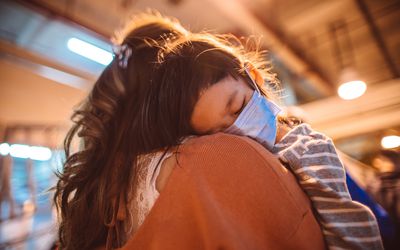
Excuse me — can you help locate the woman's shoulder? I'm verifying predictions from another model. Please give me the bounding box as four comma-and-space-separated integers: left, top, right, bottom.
179, 132, 275, 160
157, 133, 278, 192
156, 133, 282, 192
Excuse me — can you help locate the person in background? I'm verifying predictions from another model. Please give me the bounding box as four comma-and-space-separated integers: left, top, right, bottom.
0, 130, 16, 220
369, 149, 400, 248
0, 152, 16, 220
373, 150, 400, 222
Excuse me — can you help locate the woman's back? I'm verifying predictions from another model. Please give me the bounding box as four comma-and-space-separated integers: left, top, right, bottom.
122, 133, 325, 249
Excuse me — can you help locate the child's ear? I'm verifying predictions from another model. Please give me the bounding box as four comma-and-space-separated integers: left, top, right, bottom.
246, 62, 264, 86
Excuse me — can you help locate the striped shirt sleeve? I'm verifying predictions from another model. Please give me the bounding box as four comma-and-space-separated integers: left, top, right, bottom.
271, 123, 383, 250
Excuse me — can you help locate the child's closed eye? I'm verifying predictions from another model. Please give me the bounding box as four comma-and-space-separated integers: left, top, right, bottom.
233, 95, 247, 116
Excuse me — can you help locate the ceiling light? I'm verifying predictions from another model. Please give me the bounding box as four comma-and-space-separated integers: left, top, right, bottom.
9, 144, 30, 158
0, 143, 10, 156
67, 37, 113, 65
337, 68, 367, 100
7, 144, 52, 161
381, 135, 400, 149
29, 146, 52, 161
338, 80, 367, 100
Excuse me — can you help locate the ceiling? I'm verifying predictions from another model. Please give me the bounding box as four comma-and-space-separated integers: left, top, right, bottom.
6, 0, 398, 102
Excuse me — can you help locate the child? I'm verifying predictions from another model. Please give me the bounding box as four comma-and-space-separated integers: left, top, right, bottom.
235, 74, 383, 249
154, 33, 383, 250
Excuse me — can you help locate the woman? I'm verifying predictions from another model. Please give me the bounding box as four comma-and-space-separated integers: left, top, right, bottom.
53, 13, 188, 249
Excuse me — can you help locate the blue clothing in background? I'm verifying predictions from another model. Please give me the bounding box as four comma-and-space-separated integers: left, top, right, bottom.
346, 173, 397, 249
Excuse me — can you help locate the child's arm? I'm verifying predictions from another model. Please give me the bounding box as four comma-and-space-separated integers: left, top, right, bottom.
272, 123, 383, 250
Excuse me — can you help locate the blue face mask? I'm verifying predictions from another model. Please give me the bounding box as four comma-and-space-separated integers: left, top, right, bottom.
224, 69, 281, 150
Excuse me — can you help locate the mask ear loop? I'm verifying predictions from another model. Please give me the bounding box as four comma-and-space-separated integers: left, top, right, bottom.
244, 62, 261, 94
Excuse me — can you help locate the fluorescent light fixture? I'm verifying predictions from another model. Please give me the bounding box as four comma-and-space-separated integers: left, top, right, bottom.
0, 143, 10, 156
7, 144, 52, 161
10, 144, 30, 158
29, 146, 52, 161
67, 37, 113, 65
381, 135, 400, 149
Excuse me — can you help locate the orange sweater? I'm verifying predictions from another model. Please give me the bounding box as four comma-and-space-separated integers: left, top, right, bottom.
120, 133, 325, 249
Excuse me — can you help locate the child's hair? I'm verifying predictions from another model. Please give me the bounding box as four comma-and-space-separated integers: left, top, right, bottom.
53, 13, 188, 250
152, 32, 282, 136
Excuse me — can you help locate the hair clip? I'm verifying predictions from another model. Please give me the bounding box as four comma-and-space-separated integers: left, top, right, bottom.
113, 44, 132, 68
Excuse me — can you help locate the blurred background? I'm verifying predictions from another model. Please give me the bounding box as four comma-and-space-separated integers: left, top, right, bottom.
0, 0, 399, 249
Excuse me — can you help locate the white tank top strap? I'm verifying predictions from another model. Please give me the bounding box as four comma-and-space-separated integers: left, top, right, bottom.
131, 150, 174, 230
149, 150, 173, 196
128, 137, 196, 236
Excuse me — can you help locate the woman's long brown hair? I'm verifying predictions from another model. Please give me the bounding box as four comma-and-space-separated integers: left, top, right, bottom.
53, 14, 188, 249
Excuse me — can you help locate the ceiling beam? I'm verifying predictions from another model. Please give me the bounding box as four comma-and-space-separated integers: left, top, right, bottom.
0, 40, 94, 90
300, 79, 400, 140
0, 40, 95, 82
355, 0, 400, 78
14, 0, 110, 40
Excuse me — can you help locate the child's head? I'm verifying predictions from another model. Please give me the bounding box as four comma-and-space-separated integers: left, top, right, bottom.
154, 33, 279, 135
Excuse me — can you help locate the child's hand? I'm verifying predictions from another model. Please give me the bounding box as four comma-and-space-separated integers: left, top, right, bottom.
275, 122, 291, 144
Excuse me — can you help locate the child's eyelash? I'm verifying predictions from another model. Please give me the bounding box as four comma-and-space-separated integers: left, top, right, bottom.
234, 97, 246, 115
